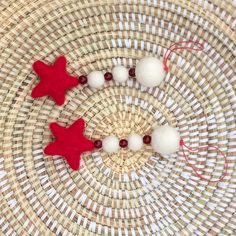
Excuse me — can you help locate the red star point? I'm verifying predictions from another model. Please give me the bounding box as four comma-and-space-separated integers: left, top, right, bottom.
44, 118, 94, 170
32, 55, 79, 105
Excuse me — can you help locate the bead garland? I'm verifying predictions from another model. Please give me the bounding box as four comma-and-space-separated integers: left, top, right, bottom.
31, 40, 205, 106
43, 118, 228, 182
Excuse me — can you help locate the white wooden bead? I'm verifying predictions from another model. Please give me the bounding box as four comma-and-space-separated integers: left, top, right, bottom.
135, 57, 166, 87
112, 65, 129, 83
151, 125, 180, 155
128, 133, 143, 151
102, 136, 120, 153
87, 71, 105, 89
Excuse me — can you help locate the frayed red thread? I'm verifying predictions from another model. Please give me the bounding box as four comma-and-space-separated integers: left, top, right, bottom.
163, 40, 204, 72
179, 139, 228, 182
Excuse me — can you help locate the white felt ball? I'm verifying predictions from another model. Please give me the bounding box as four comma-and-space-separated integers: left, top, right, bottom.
151, 125, 180, 155
102, 136, 120, 153
128, 133, 143, 151
87, 71, 105, 89
135, 57, 166, 87
112, 65, 129, 83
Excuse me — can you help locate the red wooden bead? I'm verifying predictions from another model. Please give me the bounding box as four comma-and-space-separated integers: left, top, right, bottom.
119, 139, 128, 148
129, 67, 135, 77
79, 75, 88, 84
104, 72, 113, 81
143, 135, 151, 144
94, 140, 102, 149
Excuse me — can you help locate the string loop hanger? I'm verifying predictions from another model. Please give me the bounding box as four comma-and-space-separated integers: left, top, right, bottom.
163, 40, 204, 73
179, 139, 228, 182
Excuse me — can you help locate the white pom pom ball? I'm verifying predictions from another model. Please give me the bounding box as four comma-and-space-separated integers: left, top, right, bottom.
135, 57, 166, 87
102, 136, 120, 153
87, 71, 105, 89
151, 125, 180, 155
112, 65, 129, 83
128, 133, 143, 151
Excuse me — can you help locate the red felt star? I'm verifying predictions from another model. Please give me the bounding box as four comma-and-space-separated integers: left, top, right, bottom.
31, 55, 79, 105
44, 118, 94, 170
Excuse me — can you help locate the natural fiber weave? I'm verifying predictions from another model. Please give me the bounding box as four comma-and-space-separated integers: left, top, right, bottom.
0, 0, 235, 235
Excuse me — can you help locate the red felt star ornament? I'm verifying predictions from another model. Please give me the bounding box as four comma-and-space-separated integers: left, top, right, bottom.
44, 118, 94, 170
32, 55, 79, 105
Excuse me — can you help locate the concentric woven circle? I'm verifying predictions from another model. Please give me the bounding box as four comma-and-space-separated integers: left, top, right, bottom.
0, 0, 235, 235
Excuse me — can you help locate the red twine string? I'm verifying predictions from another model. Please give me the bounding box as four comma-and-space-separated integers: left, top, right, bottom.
179, 139, 228, 182
163, 40, 204, 72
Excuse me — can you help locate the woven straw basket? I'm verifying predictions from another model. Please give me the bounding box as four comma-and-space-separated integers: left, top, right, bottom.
0, 0, 235, 235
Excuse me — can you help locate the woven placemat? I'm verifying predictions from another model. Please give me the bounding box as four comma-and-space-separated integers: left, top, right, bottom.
0, 0, 235, 235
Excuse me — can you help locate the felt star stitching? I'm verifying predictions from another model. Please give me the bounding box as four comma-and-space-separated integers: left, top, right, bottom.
44, 118, 94, 170
31, 55, 79, 105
